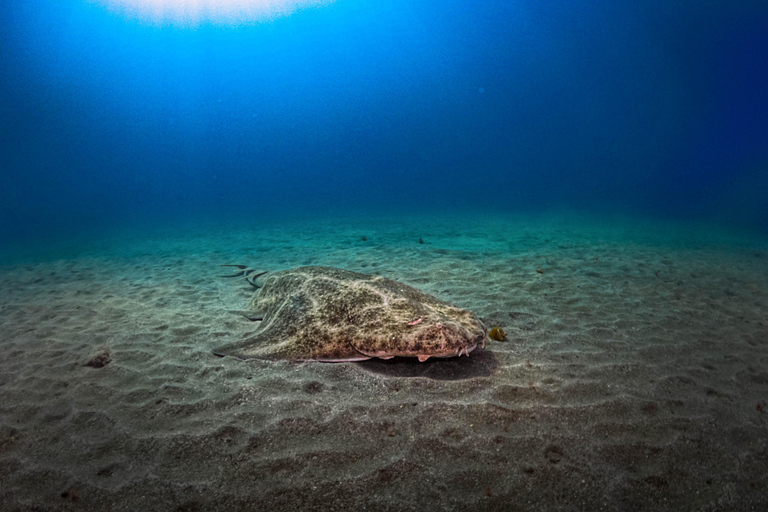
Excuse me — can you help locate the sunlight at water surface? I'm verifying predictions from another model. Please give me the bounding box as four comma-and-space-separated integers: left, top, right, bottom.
97, 0, 333, 25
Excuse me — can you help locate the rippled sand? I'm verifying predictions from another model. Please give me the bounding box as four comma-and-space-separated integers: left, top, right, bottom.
2, 213, 768, 511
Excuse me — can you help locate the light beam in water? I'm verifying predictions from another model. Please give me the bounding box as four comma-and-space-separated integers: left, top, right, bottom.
96, 0, 334, 26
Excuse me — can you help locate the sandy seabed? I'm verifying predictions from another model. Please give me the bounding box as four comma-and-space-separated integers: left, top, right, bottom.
2, 213, 768, 511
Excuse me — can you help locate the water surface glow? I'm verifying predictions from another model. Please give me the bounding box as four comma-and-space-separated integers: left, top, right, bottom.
97, 0, 334, 25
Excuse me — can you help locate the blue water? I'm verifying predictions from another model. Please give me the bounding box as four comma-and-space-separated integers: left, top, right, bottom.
2, 0, 768, 254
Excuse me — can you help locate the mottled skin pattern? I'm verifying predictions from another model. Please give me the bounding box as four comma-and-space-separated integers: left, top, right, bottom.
213, 266, 487, 362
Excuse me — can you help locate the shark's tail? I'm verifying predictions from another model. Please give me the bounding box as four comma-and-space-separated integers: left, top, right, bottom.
219, 265, 269, 287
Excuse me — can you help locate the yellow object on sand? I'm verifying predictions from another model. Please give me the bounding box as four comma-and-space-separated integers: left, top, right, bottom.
488, 326, 506, 341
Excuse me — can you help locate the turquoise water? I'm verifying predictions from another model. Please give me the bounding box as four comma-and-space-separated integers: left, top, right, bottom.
2, 0, 768, 256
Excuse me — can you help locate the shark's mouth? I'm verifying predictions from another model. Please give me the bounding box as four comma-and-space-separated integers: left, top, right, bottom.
356, 342, 479, 362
